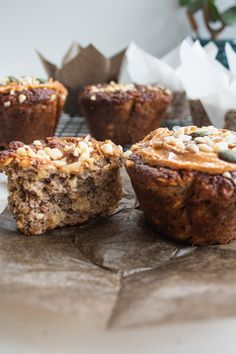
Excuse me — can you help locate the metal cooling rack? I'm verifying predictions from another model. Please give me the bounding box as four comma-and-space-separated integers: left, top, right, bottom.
56, 113, 192, 138
56, 114, 89, 137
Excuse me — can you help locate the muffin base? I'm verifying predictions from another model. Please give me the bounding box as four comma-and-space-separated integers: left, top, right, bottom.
80, 87, 172, 145
7, 164, 122, 235
0, 87, 66, 148
126, 156, 236, 245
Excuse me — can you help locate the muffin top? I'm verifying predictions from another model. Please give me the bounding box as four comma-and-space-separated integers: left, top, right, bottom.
125, 126, 236, 174
80, 81, 172, 102
0, 76, 67, 96
0, 136, 122, 175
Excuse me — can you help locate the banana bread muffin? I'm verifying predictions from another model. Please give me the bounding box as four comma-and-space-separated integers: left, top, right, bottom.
0, 76, 67, 148
125, 125, 236, 245
79, 82, 172, 145
0, 136, 122, 235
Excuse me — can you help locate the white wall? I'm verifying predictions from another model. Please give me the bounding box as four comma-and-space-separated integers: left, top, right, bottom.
0, 0, 189, 77
0, 0, 235, 78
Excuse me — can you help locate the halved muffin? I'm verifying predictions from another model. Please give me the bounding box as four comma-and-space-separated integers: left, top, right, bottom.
0, 76, 67, 148
125, 126, 236, 245
79, 82, 172, 145
0, 136, 122, 235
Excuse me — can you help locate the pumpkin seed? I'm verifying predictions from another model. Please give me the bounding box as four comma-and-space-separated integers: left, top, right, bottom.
8, 76, 19, 83
37, 78, 47, 83
218, 149, 236, 163
191, 130, 210, 138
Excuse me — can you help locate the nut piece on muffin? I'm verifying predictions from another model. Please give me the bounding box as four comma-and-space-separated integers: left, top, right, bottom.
79, 82, 172, 145
0, 76, 68, 148
125, 125, 236, 245
0, 136, 122, 235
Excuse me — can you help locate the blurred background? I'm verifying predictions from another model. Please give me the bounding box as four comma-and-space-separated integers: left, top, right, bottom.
0, 0, 234, 77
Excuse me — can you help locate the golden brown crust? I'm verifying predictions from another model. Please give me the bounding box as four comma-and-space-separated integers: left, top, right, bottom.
128, 126, 236, 174
126, 155, 236, 245
79, 82, 172, 145
0, 77, 67, 95
0, 77, 67, 147
0, 136, 123, 174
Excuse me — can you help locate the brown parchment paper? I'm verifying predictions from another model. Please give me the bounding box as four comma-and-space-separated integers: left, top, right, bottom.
38, 43, 126, 116
1, 170, 236, 329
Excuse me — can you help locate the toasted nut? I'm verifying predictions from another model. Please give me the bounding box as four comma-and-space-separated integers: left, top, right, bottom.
198, 144, 213, 152
37, 149, 51, 160
18, 94, 27, 103
101, 143, 114, 154
36, 213, 44, 220
44, 147, 63, 160
78, 141, 89, 151
123, 150, 132, 158
27, 148, 38, 158
53, 160, 67, 167
73, 148, 80, 157
4, 101, 11, 107
222, 172, 231, 179
33, 140, 42, 146
90, 95, 96, 101
179, 134, 192, 142
173, 127, 185, 137
186, 143, 199, 153
168, 152, 177, 160
213, 142, 228, 152
164, 136, 177, 145
60, 94, 67, 101
50, 94, 57, 101
17, 147, 27, 156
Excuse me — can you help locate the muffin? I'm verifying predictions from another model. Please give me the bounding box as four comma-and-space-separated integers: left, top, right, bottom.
79, 82, 172, 145
0, 136, 122, 235
0, 76, 67, 148
125, 125, 236, 245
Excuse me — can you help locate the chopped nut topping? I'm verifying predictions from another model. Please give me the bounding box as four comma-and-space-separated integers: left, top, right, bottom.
50, 94, 57, 101
17, 147, 27, 156
101, 143, 114, 155
186, 143, 199, 153
198, 144, 213, 153
90, 95, 96, 101
4, 101, 11, 107
18, 94, 27, 103
222, 172, 231, 179
44, 147, 63, 160
123, 150, 132, 158
33, 140, 42, 146
1, 137, 122, 173
213, 142, 228, 152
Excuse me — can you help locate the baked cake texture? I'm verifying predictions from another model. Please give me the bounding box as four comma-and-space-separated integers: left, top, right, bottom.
79, 82, 172, 145
125, 125, 236, 245
0, 136, 122, 235
0, 76, 67, 147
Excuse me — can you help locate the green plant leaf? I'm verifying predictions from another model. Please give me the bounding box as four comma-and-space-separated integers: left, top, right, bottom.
222, 6, 236, 25
178, 0, 191, 6
207, 1, 221, 22
188, 0, 205, 13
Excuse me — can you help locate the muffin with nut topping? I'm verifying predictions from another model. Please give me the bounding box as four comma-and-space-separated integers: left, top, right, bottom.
0, 135, 122, 235
0, 76, 67, 148
79, 82, 172, 145
125, 125, 236, 245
